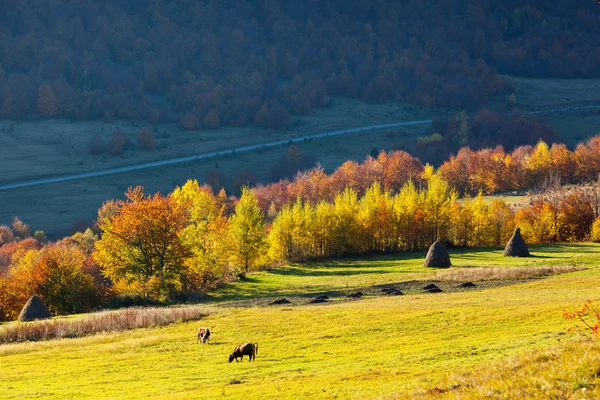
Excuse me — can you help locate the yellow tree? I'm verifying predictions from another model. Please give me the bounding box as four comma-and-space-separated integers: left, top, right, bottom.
310, 201, 336, 257
228, 187, 267, 272
525, 141, 553, 187
358, 183, 395, 252
489, 200, 515, 245
393, 180, 422, 250
94, 187, 189, 299
268, 204, 296, 262
471, 192, 493, 246
592, 216, 600, 242
450, 196, 472, 247
171, 180, 229, 289
332, 188, 361, 255
423, 172, 456, 242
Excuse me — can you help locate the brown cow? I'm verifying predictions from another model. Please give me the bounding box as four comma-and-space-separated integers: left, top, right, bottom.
228, 343, 258, 363
197, 327, 211, 344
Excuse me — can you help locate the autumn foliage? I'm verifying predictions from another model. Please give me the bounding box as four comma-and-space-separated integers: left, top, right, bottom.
2, 134, 600, 321
93, 187, 190, 299
2, 1, 599, 127
563, 300, 600, 336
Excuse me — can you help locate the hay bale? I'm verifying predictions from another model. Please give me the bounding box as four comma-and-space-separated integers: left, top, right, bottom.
423, 241, 452, 268
503, 227, 531, 257
460, 282, 476, 288
18, 295, 51, 322
269, 298, 291, 305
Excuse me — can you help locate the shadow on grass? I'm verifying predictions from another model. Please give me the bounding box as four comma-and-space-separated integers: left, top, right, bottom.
268, 266, 392, 277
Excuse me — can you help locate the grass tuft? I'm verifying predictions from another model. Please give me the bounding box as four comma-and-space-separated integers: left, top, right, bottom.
0, 305, 211, 343
434, 265, 584, 282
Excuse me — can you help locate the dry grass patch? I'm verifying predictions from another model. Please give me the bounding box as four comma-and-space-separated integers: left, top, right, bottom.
405, 338, 600, 399
435, 265, 584, 282
0, 305, 212, 343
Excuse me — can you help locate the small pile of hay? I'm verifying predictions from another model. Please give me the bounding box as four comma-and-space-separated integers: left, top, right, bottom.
424, 241, 451, 268
346, 291, 363, 299
309, 298, 328, 304
18, 295, 51, 322
503, 227, 531, 257
269, 298, 291, 305
423, 284, 442, 293
381, 288, 403, 296
460, 282, 477, 288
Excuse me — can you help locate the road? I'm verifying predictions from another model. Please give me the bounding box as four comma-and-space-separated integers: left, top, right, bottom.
0, 119, 432, 191
0, 104, 598, 191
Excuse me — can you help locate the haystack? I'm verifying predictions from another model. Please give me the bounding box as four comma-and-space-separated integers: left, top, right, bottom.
18, 295, 51, 322
423, 241, 451, 268
503, 227, 530, 257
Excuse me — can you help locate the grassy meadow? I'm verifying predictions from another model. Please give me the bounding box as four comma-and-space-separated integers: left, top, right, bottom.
2, 243, 600, 399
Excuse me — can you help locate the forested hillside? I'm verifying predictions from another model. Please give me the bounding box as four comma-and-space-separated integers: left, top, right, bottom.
0, 0, 598, 128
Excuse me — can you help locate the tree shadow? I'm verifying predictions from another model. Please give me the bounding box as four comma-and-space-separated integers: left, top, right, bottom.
268, 266, 392, 277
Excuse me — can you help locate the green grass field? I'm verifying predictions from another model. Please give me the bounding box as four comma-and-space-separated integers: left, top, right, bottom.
2, 243, 600, 399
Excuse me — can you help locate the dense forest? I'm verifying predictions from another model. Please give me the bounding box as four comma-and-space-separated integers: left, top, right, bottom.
0, 0, 598, 131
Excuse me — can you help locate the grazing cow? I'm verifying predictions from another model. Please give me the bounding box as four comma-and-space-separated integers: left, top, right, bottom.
197, 327, 211, 344
228, 343, 258, 363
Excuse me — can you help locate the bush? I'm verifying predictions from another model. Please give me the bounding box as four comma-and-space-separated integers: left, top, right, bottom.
108, 131, 124, 155
136, 127, 155, 150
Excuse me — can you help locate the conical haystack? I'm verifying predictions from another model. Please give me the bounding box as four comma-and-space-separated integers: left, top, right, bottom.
18, 295, 51, 322
503, 227, 530, 257
423, 241, 451, 268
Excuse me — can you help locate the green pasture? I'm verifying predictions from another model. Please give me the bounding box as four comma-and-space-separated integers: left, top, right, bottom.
2, 243, 600, 399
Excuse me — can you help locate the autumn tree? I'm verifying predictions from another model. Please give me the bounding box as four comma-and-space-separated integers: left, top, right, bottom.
136, 127, 155, 150
94, 186, 189, 299
37, 244, 102, 315
37, 83, 58, 117
171, 180, 230, 289
12, 217, 30, 239
108, 130, 125, 155
592, 216, 600, 242
228, 187, 267, 272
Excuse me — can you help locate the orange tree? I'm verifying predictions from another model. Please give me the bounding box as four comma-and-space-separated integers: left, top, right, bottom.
94, 187, 190, 300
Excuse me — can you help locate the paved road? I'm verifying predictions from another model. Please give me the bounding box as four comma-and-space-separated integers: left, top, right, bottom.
0, 104, 598, 191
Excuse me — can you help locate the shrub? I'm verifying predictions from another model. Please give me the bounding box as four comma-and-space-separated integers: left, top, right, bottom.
563, 300, 600, 335
136, 127, 155, 150
108, 130, 124, 155
11, 217, 30, 239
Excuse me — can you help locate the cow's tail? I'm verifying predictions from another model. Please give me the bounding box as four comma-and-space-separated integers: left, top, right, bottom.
254, 343, 259, 356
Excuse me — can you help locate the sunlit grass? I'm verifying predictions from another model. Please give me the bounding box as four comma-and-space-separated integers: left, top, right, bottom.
1, 243, 600, 399
209, 243, 600, 301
